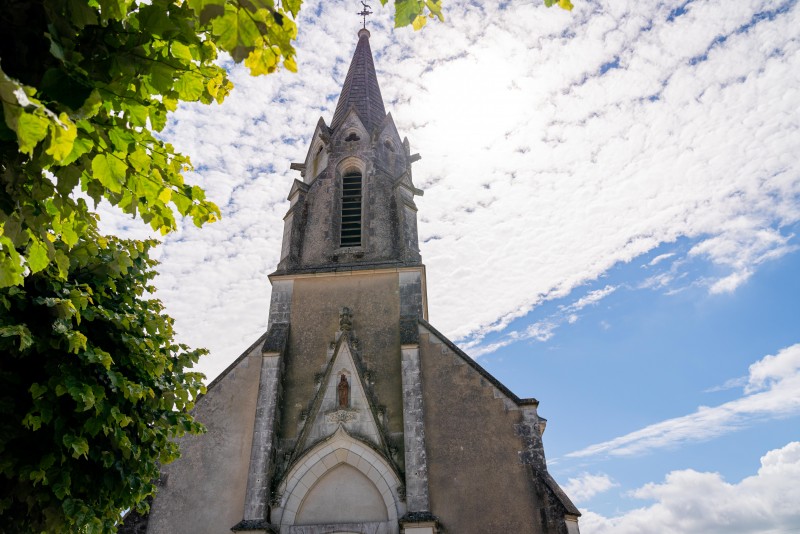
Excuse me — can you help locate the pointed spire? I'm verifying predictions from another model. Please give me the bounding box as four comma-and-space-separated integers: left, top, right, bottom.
330, 29, 387, 133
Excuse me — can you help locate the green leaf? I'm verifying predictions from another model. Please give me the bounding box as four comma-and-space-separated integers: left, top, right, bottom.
284, 0, 302, 17
174, 72, 205, 101
395, 0, 424, 28
16, 112, 50, 155
98, 0, 132, 21
45, 114, 78, 162
76, 89, 103, 119
128, 148, 151, 172
53, 248, 70, 279
425, 0, 444, 21
61, 135, 93, 166
170, 41, 195, 61
67, 0, 98, 27
156, 187, 171, 204
66, 330, 88, 353
27, 237, 50, 274
91, 153, 127, 193
126, 103, 150, 128
30, 383, 48, 399
188, 0, 226, 25
212, 4, 262, 53
53, 474, 71, 499
63, 434, 89, 459
61, 217, 80, 246
109, 127, 135, 152
0, 237, 25, 288
245, 47, 279, 75
0, 324, 33, 350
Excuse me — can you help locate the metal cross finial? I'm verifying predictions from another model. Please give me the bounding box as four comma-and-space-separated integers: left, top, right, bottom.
357, 1, 372, 29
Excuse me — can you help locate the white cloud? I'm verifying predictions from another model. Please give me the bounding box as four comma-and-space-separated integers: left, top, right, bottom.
580, 441, 800, 534
563, 473, 618, 503
689, 226, 797, 294
746, 342, 800, 394
646, 253, 675, 267
561, 285, 617, 314
525, 320, 558, 342
466, 286, 616, 357
92, 0, 800, 379
567, 344, 800, 459
703, 376, 747, 393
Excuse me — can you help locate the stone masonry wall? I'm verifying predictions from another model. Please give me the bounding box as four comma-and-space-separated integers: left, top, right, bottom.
275, 272, 405, 475
417, 329, 548, 533
147, 341, 263, 533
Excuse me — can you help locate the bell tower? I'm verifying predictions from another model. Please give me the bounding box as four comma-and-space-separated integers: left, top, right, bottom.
278, 28, 424, 277
139, 28, 580, 534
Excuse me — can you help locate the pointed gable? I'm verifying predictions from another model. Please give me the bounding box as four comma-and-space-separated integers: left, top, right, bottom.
296, 332, 384, 453
330, 28, 387, 134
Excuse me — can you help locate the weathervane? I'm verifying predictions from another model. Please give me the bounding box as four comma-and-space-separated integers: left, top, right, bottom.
357, 1, 372, 29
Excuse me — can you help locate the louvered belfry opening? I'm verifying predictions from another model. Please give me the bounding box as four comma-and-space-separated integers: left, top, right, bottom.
340, 171, 363, 247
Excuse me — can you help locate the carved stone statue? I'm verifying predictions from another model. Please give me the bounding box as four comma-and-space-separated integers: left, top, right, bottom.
339, 307, 353, 332
337, 374, 350, 408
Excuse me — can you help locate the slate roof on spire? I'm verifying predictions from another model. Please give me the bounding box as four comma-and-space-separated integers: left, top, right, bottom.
330, 28, 387, 133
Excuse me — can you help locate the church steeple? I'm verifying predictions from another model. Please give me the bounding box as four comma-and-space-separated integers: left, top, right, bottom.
277, 29, 424, 277
330, 29, 386, 134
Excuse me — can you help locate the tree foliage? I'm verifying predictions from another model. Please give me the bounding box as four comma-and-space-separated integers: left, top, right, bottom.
0, 229, 206, 532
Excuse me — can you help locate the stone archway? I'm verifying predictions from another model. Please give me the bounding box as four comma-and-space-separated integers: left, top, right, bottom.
296, 463, 387, 524
273, 427, 404, 533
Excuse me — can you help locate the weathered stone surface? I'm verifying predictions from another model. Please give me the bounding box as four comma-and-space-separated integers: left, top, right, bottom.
147, 334, 266, 533
262, 322, 290, 353
417, 321, 562, 533
230, 518, 277, 533
268, 280, 293, 326
399, 316, 420, 345
400, 345, 430, 513
243, 352, 284, 521
399, 270, 425, 319
275, 271, 406, 450
288, 521, 393, 534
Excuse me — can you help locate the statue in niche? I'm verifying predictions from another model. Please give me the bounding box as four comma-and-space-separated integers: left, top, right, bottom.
337, 374, 350, 409
339, 307, 353, 332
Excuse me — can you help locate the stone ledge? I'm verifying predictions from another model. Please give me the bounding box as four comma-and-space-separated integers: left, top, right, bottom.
399, 510, 439, 527
231, 519, 278, 533
262, 322, 290, 354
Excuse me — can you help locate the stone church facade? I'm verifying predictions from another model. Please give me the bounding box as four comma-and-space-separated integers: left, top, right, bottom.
139, 29, 580, 534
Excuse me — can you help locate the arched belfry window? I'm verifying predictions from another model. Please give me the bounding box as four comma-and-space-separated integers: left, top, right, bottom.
340, 170, 362, 247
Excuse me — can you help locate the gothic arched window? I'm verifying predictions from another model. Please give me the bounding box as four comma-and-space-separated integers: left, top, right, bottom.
340, 171, 362, 247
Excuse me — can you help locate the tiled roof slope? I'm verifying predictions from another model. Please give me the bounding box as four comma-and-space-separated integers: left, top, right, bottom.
330, 28, 387, 133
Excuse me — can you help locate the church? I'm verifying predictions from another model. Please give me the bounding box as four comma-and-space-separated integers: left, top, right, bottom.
138, 27, 580, 534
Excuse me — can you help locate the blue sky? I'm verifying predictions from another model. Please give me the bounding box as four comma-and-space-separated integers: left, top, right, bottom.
485, 236, 800, 521
97, 0, 800, 531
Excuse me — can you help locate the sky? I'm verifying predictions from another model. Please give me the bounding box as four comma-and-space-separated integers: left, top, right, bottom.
97, 0, 800, 531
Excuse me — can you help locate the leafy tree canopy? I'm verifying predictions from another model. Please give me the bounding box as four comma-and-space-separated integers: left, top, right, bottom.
0, 228, 206, 532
